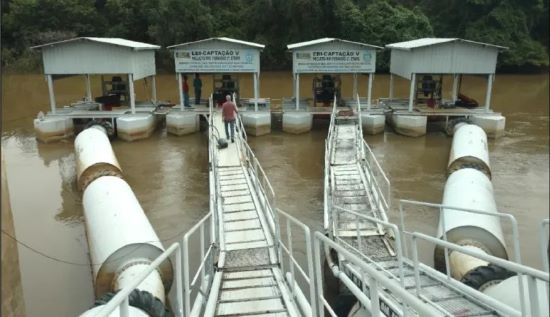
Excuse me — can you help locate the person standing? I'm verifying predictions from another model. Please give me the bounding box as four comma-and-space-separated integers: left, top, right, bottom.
193, 73, 202, 105
221, 95, 238, 143
182, 75, 190, 108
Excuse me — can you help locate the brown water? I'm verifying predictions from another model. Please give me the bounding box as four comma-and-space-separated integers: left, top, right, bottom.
2, 73, 548, 316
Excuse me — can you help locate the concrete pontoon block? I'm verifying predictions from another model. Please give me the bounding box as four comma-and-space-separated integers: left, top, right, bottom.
116, 113, 156, 141
166, 111, 199, 136
470, 115, 506, 139
241, 112, 271, 136
282, 112, 313, 134
390, 114, 427, 137
33, 116, 74, 143
361, 114, 385, 135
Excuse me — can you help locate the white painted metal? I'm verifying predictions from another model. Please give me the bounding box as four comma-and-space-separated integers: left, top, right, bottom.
295, 73, 300, 110
451, 73, 459, 102
449, 245, 489, 280
447, 124, 491, 177
85, 74, 92, 101
167, 37, 265, 50
287, 37, 382, 50
128, 73, 136, 114
114, 261, 166, 303
79, 305, 149, 317
178, 73, 184, 111
387, 38, 507, 51
367, 73, 373, 110
82, 176, 172, 297
408, 73, 416, 112
483, 275, 549, 316
254, 72, 259, 111
74, 126, 122, 190
47, 74, 56, 114
151, 75, 157, 102
485, 73, 494, 112
541, 219, 549, 272
436, 168, 508, 263
32, 37, 160, 50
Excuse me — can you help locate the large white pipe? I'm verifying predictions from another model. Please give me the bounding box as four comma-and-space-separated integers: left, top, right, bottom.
74, 126, 122, 190
448, 124, 491, 178
449, 245, 490, 280
114, 260, 166, 303
483, 275, 549, 315
434, 168, 507, 272
83, 175, 173, 299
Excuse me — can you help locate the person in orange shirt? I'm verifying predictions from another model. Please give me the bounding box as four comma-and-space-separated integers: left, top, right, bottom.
221, 95, 238, 143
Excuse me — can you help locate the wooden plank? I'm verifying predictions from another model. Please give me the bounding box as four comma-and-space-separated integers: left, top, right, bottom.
222, 277, 277, 289
215, 298, 285, 316
219, 286, 280, 302
225, 219, 261, 231
224, 229, 265, 244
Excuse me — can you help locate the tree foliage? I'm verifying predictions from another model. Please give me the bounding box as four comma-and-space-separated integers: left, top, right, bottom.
1, 0, 548, 72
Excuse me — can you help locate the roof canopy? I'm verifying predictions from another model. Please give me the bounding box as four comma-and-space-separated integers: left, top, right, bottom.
287, 38, 382, 74
386, 38, 507, 79
32, 37, 159, 80
168, 37, 264, 73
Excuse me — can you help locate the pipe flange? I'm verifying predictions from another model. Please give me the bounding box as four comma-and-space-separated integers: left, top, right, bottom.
461, 263, 516, 291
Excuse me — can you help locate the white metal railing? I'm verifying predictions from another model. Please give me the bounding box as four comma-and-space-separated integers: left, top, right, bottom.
360, 139, 391, 215
540, 219, 549, 272
92, 243, 184, 317
410, 231, 550, 317
356, 93, 364, 137
314, 232, 444, 317
277, 208, 317, 317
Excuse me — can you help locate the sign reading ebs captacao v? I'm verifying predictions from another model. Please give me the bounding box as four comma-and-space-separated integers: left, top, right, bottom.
293, 49, 376, 73
175, 49, 260, 73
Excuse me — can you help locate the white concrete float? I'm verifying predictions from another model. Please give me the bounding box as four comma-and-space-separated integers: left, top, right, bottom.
33, 116, 74, 143
166, 111, 199, 136
389, 114, 427, 137
116, 113, 156, 141
361, 113, 385, 135
282, 112, 313, 134
240, 112, 271, 136
471, 115, 506, 139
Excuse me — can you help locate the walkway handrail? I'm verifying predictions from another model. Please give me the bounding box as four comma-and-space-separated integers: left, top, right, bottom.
314, 232, 444, 317
233, 92, 247, 141
410, 231, 549, 317
540, 219, 549, 272
323, 138, 331, 235
277, 208, 316, 317
361, 139, 391, 214
94, 243, 184, 317
356, 93, 364, 137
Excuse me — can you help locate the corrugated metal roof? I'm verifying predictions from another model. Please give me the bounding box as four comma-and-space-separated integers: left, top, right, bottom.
31, 37, 160, 50
386, 38, 507, 50
287, 38, 383, 50
167, 37, 265, 50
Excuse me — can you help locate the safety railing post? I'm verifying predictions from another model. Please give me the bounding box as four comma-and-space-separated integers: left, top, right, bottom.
176, 244, 184, 317
540, 219, 549, 272
369, 275, 380, 317
441, 206, 451, 279
411, 235, 421, 297
120, 297, 130, 317
313, 236, 325, 317
286, 217, 296, 299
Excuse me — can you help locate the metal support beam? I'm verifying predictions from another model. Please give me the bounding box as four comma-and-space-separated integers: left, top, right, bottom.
254, 72, 259, 112
367, 73, 374, 111
485, 74, 494, 112
151, 75, 157, 103
451, 74, 459, 102
128, 73, 136, 114
408, 73, 416, 112
85, 74, 92, 102
389, 73, 394, 99
47, 74, 56, 114
295, 73, 300, 111
178, 73, 184, 112
353, 73, 358, 97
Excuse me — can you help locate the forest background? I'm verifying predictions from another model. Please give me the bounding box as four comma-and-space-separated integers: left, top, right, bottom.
1, 0, 548, 73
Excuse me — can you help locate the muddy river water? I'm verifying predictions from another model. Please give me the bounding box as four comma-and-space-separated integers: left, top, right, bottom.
2, 72, 548, 316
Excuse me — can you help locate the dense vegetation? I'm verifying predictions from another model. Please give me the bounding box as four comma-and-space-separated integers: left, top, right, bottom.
1, 0, 548, 72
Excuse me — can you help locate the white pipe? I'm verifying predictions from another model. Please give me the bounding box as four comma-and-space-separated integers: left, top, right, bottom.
128, 73, 136, 114
485, 74, 494, 112
178, 73, 184, 111
447, 124, 491, 178
367, 73, 373, 111
408, 73, 416, 112
82, 175, 173, 299
114, 260, 165, 303
85, 74, 92, 102
435, 168, 507, 271
254, 72, 259, 112
483, 275, 549, 316
295, 73, 300, 110
449, 246, 490, 280
74, 127, 122, 190
47, 74, 56, 114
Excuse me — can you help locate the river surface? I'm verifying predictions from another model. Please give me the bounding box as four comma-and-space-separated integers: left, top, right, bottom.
2, 73, 548, 316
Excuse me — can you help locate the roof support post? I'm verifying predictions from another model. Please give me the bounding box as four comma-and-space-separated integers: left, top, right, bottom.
151, 75, 157, 103
295, 73, 300, 111
389, 73, 394, 99
178, 73, 184, 112
451, 74, 459, 102
367, 73, 373, 112
46, 74, 56, 114
484, 74, 494, 112
128, 73, 136, 114
408, 73, 416, 112
253, 72, 259, 112
85, 74, 92, 102
353, 73, 358, 97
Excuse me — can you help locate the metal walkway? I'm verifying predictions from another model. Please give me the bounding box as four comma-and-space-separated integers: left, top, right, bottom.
323, 98, 529, 316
